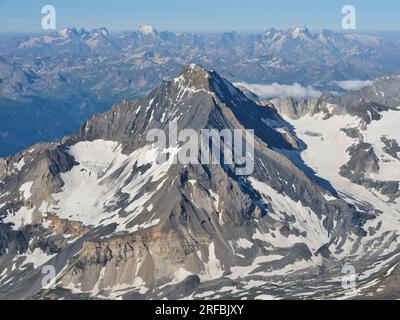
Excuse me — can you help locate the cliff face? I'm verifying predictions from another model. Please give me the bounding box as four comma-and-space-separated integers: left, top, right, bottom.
60, 230, 210, 293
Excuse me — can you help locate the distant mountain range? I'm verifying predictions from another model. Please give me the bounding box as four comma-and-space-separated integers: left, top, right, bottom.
1, 26, 400, 157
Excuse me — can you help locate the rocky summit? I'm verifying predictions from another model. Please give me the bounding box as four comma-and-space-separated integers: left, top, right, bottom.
0, 65, 400, 300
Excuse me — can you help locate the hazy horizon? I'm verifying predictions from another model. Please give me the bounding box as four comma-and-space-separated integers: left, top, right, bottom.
1, 0, 400, 33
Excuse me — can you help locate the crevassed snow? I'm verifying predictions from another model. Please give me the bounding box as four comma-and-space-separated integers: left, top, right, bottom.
47, 140, 177, 232
48, 140, 126, 227
287, 112, 400, 261
288, 114, 357, 180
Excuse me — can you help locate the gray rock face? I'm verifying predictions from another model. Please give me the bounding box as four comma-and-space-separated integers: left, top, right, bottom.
0, 160, 6, 179
340, 143, 380, 182
271, 97, 346, 120
0, 65, 398, 300
337, 142, 400, 201
381, 136, 400, 160
236, 85, 261, 103
335, 75, 400, 109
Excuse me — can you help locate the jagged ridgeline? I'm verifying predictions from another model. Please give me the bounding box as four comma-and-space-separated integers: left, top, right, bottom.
2, 26, 400, 157
0, 65, 399, 300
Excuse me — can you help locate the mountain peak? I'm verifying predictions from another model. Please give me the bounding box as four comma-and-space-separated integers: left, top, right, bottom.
291, 26, 311, 38
182, 63, 210, 76
138, 25, 157, 36
170, 64, 252, 108
92, 27, 110, 37
174, 64, 212, 88
175, 63, 212, 80
59, 27, 80, 38
58, 27, 90, 39
264, 27, 278, 35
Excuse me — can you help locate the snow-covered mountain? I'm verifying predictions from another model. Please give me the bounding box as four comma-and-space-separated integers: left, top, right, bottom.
271, 74, 400, 203
1, 26, 400, 157
1, 65, 399, 300
4, 26, 399, 88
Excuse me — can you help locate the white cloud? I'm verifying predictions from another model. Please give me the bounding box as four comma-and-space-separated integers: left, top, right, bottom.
334, 80, 373, 91
235, 82, 322, 100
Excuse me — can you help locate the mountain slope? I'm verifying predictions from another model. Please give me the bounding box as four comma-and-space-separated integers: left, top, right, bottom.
270, 75, 400, 205
258, 83, 400, 299
1, 65, 399, 299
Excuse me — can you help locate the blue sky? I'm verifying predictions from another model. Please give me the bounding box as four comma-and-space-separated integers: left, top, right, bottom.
0, 0, 399, 33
